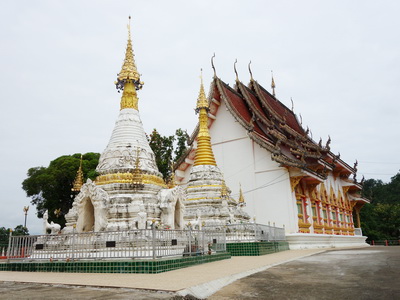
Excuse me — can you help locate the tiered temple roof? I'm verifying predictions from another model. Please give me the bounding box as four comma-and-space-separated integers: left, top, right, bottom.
177, 72, 363, 193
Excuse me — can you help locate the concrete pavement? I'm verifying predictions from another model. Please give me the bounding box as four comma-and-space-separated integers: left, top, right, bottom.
5, 246, 397, 299
0, 248, 324, 298
210, 247, 400, 300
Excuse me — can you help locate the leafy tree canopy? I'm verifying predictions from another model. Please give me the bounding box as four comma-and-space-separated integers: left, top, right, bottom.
0, 225, 29, 248
148, 128, 188, 181
360, 172, 400, 240
22, 153, 100, 227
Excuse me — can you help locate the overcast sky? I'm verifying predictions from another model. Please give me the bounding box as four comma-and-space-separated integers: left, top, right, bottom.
1, 0, 399, 234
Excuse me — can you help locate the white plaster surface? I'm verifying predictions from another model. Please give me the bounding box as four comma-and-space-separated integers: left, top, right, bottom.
96, 108, 161, 176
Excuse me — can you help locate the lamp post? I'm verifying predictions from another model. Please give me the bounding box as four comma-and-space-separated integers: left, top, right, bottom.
23, 206, 29, 228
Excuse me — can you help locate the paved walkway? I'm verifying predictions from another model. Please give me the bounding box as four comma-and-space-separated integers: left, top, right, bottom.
0, 249, 324, 298
210, 247, 400, 300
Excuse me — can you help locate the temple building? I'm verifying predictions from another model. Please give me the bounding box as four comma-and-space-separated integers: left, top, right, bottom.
175, 62, 369, 248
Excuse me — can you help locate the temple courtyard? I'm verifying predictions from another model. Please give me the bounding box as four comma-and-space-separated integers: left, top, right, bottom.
0, 246, 399, 299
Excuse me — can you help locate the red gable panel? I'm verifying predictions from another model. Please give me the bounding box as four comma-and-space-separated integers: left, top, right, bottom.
255, 83, 304, 135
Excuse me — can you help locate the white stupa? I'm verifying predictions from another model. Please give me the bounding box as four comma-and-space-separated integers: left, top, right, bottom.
64, 20, 184, 233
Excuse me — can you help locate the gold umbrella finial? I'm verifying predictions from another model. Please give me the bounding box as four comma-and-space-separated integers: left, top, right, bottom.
72, 155, 84, 192
271, 70, 276, 97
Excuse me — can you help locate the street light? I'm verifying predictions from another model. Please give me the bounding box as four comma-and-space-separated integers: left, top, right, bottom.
23, 206, 29, 228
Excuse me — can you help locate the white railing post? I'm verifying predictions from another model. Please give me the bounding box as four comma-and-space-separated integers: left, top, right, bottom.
223, 228, 227, 252
202, 227, 205, 255
152, 223, 156, 260
188, 226, 192, 256
71, 225, 76, 261
6, 229, 12, 263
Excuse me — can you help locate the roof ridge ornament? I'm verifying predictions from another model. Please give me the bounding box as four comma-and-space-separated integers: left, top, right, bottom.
234, 59, 239, 81
325, 135, 331, 150
248, 61, 254, 81
211, 53, 217, 77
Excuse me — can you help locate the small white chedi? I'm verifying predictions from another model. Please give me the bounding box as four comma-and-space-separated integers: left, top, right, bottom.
183, 75, 250, 227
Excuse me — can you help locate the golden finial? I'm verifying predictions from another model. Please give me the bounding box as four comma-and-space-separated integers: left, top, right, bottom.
196, 69, 209, 110
128, 15, 131, 39
271, 70, 276, 97
234, 59, 239, 81
116, 16, 143, 110
194, 71, 217, 166
248, 61, 254, 81
72, 155, 84, 192
238, 184, 245, 205
220, 180, 228, 198
211, 53, 217, 77
167, 162, 176, 188
117, 16, 140, 83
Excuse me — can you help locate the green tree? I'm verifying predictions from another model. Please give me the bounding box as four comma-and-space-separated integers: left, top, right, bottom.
22, 153, 100, 227
0, 227, 11, 249
13, 225, 29, 236
174, 128, 189, 163
361, 173, 400, 240
148, 129, 174, 181
0, 225, 29, 252
148, 128, 188, 181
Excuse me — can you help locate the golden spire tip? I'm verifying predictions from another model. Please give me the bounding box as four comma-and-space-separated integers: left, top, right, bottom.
196, 69, 208, 110
271, 70, 276, 97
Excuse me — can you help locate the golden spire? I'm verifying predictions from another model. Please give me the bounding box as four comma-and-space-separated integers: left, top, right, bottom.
167, 163, 176, 188
271, 70, 276, 97
238, 184, 245, 205
116, 16, 144, 111
132, 148, 143, 187
196, 69, 209, 109
194, 70, 217, 166
72, 155, 84, 192
221, 180, 228, 198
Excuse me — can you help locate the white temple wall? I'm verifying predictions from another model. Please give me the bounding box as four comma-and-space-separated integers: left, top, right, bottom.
207, 102, 297, 232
